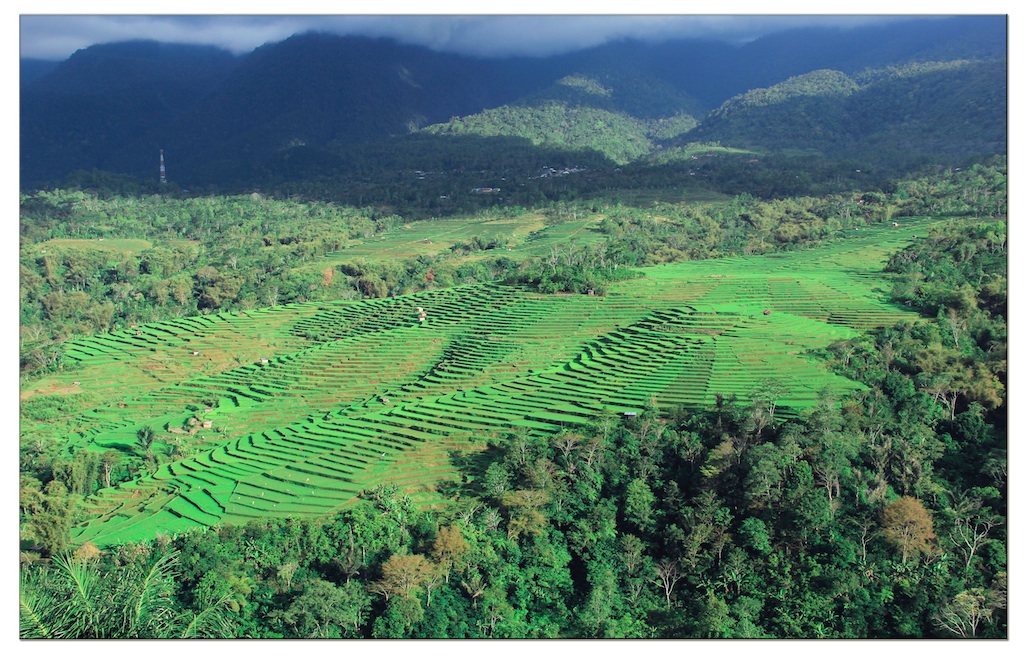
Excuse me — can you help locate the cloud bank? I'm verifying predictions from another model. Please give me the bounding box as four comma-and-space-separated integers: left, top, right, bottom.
20, 14, 923, 61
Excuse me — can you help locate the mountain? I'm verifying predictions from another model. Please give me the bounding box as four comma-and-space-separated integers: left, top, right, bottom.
719, 15, 1006, 98
162, 33, 561, 185
20, 40, 239, 186
20, 16, 1006, 190
843, 60, 1008, 161
418, 72, 700, 165
20, 58, 59, 86
559, 15, 1007, 112
683, 59, 1007, 163
20, 34, 563, 188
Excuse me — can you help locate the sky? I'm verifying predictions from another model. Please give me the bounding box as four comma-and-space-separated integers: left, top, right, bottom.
16, 2, 1013, 62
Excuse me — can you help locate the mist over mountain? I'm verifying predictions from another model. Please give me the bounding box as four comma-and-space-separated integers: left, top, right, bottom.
20, 16, 1006, 190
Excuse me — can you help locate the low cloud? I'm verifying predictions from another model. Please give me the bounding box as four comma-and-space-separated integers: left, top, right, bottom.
21, 14, 919, 61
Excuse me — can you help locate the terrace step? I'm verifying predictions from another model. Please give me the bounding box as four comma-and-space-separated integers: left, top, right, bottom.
57, 224, 933, 544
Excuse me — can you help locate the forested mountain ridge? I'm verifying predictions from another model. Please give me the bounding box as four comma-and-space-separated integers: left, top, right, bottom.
419, 71, 700, 165
20, 34, 560, 187
20, 40, 240, 185
20, 16, 1006, 189
683, 59, 1006, 162
160, 34, 566, 185
19, 57, 60, 86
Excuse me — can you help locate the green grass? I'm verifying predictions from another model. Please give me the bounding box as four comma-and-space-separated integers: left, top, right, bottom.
34, 217, 932, 546
324, 212, 548, 262
321, 211, 611, 266
34, 238, 155, 253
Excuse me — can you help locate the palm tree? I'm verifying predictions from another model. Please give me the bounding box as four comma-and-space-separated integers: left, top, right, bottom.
20, 548, 232, 639
137, 425, 156, 465
20, 553, 105, 638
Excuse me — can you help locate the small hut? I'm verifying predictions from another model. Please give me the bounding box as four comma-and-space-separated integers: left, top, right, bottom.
260, 357, 269, 365
763, 310, 772, 316
201, 420, 213, 429
622, 411, 638, 420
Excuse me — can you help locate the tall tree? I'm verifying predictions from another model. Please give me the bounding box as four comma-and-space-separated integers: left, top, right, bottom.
370, 554, 437, 602
880, 496, 936, 564
430, 524, 470, 583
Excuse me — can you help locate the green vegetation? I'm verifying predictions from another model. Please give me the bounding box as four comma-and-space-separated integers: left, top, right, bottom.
18, 18, 1009, 638
20, 208, 938, 543
19, 115, 1006, 640
425, 102, 657, 165
420, 71, 700, 165
686, 60, 1006, 166
21, 251, 1007, 635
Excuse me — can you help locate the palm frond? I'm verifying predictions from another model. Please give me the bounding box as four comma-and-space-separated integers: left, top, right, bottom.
177, 591, 234, 639
52, 553, 103, 638
19, 585, 54, 639
126, 551, 180, 637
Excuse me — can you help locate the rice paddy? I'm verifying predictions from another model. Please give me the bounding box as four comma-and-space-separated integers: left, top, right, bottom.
324, 212, 606, 264
23, 218, 931, 546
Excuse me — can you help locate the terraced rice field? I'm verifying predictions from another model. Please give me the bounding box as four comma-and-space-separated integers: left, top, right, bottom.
324, 213, 606, 264
25, 219, 930, 546
324, 212, 548, 261
35, 238, 155, 253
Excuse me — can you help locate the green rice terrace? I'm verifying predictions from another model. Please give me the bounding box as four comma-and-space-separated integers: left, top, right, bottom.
25, 219, 932, 546
322, 211, 604, 263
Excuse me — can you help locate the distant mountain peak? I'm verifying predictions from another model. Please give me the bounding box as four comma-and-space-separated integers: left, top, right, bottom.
20, 16, 1006, 188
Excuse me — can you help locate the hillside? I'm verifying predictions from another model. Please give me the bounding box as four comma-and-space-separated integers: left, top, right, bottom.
18, 192, 1006, 637
418, 72, 699, 164
683, 60, 1007, 162
20, 41, 240, 185
20, 16, 1007, 189
163, 34, 562, 186
32, 220, 926, 545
